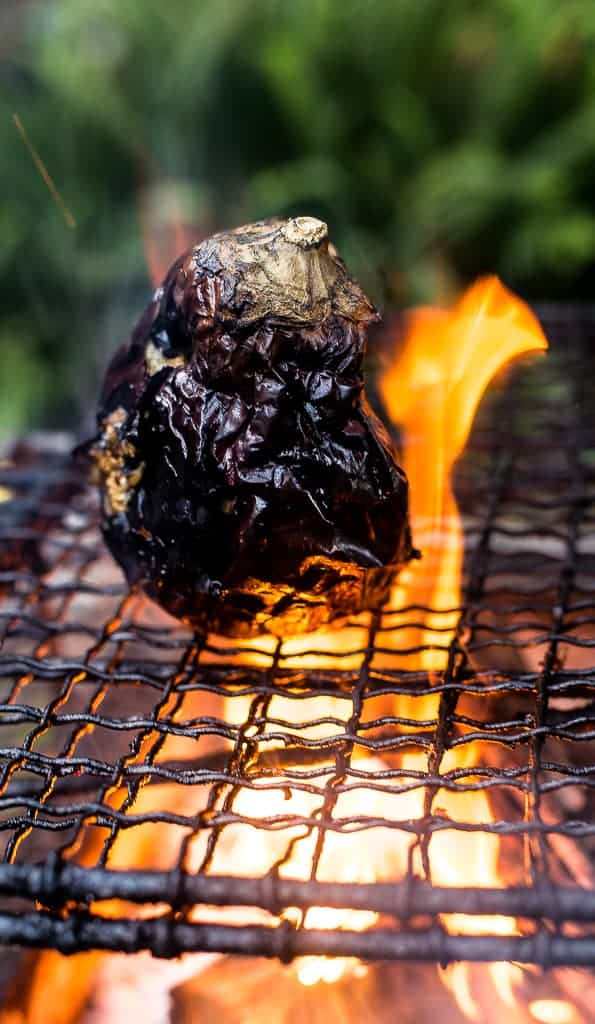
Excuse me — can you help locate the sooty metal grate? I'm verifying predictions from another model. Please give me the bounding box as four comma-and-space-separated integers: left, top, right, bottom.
0, 307, 595, 966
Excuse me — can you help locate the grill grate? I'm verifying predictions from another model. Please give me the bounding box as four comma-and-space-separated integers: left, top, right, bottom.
1, 307, 595, 965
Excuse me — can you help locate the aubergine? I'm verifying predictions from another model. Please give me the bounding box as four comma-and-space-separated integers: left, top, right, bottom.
84, 217, 413, 637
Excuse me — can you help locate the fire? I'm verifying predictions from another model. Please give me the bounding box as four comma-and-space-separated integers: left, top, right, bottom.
218, 760, 395, 988
379, 276, 548, 1018
380, 276, 548, 672
529, 1000, 578, 1024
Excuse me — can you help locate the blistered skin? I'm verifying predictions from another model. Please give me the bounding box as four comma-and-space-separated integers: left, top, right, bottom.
86, 217, 413, 637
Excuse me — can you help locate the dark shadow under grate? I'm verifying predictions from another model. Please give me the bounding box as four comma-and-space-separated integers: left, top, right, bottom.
0, 306, 595, 965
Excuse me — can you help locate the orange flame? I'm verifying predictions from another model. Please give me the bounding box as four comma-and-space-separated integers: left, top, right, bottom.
380, 275, 548, 672
379, 276, 548, 1018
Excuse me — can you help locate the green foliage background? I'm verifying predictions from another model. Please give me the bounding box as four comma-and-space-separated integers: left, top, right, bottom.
2, 0, 595, 430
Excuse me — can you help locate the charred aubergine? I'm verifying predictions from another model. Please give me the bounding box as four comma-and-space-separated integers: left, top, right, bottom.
85, 217, 413, 637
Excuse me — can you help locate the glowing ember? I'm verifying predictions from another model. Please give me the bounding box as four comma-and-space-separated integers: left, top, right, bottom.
529, 1000, 578, 1024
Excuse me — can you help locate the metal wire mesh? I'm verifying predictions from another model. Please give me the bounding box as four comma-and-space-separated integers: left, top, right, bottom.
0, 307, 595, 965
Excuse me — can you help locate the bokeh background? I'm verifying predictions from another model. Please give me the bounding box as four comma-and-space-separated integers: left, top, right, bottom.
2, 0, 595, 434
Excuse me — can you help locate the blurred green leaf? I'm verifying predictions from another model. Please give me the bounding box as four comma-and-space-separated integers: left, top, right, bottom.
3, 0, 595, 432
0, 326, 49, 433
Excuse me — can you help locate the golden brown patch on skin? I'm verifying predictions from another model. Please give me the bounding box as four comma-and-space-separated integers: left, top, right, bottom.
90, 408, 144, 516
144, 339, 185, 376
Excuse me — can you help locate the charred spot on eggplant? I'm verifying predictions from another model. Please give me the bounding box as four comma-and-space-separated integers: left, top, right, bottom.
84, 217, 414, 637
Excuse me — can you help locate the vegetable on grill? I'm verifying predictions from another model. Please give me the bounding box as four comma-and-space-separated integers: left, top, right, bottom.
83, 217, 414, 637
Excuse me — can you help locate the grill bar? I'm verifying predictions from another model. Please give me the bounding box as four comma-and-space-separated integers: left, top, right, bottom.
2, 912, 594, 966
0, 307, 594, 964
1, 862, 594, 921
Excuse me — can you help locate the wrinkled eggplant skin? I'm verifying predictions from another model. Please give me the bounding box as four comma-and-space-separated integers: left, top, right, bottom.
87, 218, 413, 637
